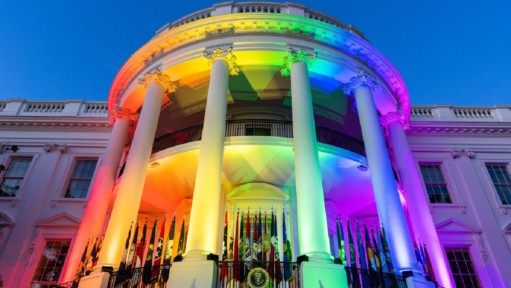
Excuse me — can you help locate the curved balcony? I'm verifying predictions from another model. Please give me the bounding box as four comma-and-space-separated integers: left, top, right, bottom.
152, 119, 365, 156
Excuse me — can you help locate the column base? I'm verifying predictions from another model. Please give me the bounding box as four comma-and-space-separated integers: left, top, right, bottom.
299, 261, 348, 288
404, 274, 437, 288
78, 270, 110, 288
167, 259, 218, 288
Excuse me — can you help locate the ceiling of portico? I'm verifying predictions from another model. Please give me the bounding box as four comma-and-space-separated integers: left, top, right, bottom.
154, 63, 363, 140
139, 139, 376, 220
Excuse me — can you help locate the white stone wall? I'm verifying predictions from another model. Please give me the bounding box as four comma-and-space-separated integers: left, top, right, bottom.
407, 105, 511, 287
0, 99, 111, 287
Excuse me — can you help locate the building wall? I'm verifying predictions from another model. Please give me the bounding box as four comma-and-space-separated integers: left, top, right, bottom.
1, 100, 511, 286
0, 99, 111, 287
407, 105, 511, 287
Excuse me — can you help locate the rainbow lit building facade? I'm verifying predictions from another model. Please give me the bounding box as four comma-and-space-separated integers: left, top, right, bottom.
1, 2, 511, 288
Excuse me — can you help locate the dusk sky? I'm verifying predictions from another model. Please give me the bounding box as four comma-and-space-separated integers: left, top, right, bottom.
1, 0, 510, 106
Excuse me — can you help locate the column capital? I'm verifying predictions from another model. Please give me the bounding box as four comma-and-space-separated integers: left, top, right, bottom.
281, 47, 317, 76
380, 110, 409, 129
137, 69, 177, 94
109, 106, 139, 125
203, 47, 239, 75
343, 71, 380, 95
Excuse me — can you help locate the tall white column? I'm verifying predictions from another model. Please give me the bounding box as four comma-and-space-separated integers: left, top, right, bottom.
97, 69, 175, 268
282, 48, 331, 261
61, 114, 130, 282
185, 47, 239, 258
345, 72, 419, 274
280, 48, 346, 288
168, 48, 238, 288
384, 112, 455, 288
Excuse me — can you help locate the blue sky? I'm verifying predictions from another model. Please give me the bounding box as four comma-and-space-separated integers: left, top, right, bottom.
1, 1, 510, 106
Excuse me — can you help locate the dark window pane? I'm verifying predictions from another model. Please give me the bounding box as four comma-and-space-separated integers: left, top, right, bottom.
420, 164, 452, 203
445, 247, 481, 287
64, 159, 97, 198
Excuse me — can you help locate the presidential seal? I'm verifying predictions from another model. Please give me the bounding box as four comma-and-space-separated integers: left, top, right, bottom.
247, 267, 270, 288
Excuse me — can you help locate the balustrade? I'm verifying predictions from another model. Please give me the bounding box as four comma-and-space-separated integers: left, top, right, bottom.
152, 120, 365, 156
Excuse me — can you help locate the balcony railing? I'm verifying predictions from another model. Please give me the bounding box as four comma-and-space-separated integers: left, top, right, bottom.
106, 264, 170, 288
217, 261, 299, 288
345, 267, 408, 288
152, 120, 365, 156
100, 263, 413, 288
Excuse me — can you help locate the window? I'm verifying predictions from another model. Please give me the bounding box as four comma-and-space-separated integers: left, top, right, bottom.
31, 240, 70, 287
419, 164, 452, 203
64, 159, 97, 198
486, 164, 511, 205
445, 247, 481, 288
0, 157, 32, 197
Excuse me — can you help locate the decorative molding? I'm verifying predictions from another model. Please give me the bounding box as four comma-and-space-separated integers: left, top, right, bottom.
109, 15, 409, 117
435, 218, 481, 235
137, 69, 177, 94
280, 47, 317, 76
450, 149, 475, 159
408, 125, 511, 135
35, 212, 81, 228
380, 110, 409, 129
343, 71, 381, 95
43, 144, 54, 153
203, 47, 240, 75
42, 144, 68, 153
0, 120, 110, 129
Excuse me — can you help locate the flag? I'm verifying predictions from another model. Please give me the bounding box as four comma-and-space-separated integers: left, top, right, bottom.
336, 218, 346, 264
152, 216, 165, 281
161, 215, 176, 282
220, 211, 229, 282
252, 213, 259, 263
347, 220, 356, 268
423, 243, 436, 281
356, 219, 370, 287
381, 226, 394, 273
257, 210, 263, 263
376, 227, 389, 273
338, 217, 351, 285
364, 223, 377, 271
263, 212, 269, 263
365, 223, 381, 287
85, 236, 97, 275
126, 222, 139, 277
92, 235, 103, 269
282, 211, 293, 281
268, 212, 275, 279
115, 223, 133, 286
239, 212, 246, 282
72, 238, 89, 288
245, 210, 252, 261
370, 228, 381, 271
272, 212, 283, 284
347, 220, 360, 287
130, 219, 147, 285
233, 211, 240, 281
143, 217, 158, 284
177, 216, 186, 257
415, 242, 425, 275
